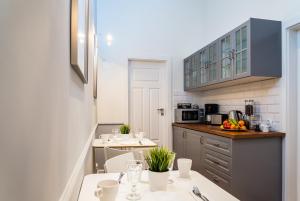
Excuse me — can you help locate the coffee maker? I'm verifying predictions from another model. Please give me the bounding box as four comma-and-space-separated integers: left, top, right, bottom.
205, 104, 219, 124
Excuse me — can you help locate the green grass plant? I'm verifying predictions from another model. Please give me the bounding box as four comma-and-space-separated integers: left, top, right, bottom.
145, 147, 175, 172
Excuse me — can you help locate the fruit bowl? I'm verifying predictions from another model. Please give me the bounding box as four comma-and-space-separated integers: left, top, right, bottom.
220, 119, 247, 131
221, 128, 247, 132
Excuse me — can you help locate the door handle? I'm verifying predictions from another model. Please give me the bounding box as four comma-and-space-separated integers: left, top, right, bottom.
157, 108, 164, 116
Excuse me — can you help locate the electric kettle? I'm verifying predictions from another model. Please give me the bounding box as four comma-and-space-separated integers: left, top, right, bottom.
228, 110, 243, 121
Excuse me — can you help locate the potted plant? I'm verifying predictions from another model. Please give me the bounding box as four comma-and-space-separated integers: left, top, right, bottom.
119, 124, 130, 134
145, 147, 175, 191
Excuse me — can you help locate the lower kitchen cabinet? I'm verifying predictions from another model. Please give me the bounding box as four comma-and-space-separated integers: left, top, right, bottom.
172, 127, 185, 168
173, 126, 282, 201
172, 127, 203, 171
185, 130, 202, 172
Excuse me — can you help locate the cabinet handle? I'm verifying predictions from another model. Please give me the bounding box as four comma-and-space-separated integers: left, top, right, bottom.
213, 160, 220, 165
213, 177, 219, 183
200, 136, 204, 144
213, 143, 221, 147
231, 49, 235, 60
182, 131, 186, 138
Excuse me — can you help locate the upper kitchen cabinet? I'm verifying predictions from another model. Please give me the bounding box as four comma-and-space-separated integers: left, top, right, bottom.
184, 57, 192, 90
184, 18, 281, 91
199, 47, 209, 86
220, 33, 234, 82
207, 41, 219, 84
233, 22, 249, 78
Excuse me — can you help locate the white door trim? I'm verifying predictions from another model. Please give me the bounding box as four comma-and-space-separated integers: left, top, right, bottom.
282, 16, 300, 201
128, 57, 173, 148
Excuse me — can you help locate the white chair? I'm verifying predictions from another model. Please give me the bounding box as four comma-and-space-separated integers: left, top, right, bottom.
104, 147, 135, 173
103, 147, 149, 173
104, 147, 131, 161
104, 152, 135, 173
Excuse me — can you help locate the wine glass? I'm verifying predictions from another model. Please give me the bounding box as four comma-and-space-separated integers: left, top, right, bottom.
126, 160, 143, 200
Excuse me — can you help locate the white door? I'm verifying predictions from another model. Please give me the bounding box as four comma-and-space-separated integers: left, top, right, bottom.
129, 60, 168, 146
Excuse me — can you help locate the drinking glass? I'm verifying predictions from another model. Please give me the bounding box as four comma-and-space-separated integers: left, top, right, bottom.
136, 132, 144, 141
112, 128, 119, 137
126, 160, 143, 200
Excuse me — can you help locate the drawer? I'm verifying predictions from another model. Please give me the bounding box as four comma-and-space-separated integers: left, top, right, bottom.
204, 135, 232, 156
203, 164, 232, 192
202, 148, 232, 176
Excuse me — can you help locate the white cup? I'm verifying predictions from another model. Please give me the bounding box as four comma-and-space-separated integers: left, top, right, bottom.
95, 180, 119, 201
177, 158, 192, 178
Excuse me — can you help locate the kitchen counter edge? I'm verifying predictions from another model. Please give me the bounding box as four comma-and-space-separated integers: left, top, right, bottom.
172, 123, 285, 139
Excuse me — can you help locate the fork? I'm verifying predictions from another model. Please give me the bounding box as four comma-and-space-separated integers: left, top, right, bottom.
117, 172, 125, 184
192, 186, 209, 201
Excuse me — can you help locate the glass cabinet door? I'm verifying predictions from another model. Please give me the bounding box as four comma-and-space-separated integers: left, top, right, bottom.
191, 56, 196, 88
191, 53, 200, 88
208, 43, 218, 83
220, 35, 233, 80
184, 58, 192, 90
194, 51, 201, 87
200, 48, 209, 85
235, 25, 248, 76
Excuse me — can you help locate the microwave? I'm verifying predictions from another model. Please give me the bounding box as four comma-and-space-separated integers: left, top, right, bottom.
175, 109, 204, 123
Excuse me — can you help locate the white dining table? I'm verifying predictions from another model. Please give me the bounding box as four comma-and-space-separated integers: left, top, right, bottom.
92, 137, 157, 173
78, 171, 239, 201
93, 138, 157, 148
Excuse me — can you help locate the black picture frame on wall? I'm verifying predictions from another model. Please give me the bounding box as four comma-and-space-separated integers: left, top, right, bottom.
93, 34, 98, 99
70, 0, 89, 83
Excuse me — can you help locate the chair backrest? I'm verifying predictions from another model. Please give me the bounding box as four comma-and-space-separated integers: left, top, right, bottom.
104, 147, 131, 161
95, 123, 123, 138
104, 152, 135, 173
104, 147, 150, 173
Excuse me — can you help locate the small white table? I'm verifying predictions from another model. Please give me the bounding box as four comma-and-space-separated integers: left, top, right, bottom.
92, 138, 157, 173
78, 171, 239, 201
93, 138, 157, 148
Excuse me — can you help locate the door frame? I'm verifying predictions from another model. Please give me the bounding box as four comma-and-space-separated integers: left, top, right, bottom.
127, 57, 172, 148
282, 16, 300, 201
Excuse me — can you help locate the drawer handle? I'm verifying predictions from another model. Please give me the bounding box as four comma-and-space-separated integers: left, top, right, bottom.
213, 143, 221, 147
200, 136, 204, 144
213, 177, 219, 183
213, 161, 220, 165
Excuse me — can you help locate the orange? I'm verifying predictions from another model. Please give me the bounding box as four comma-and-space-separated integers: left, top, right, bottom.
238, 120, 245, 127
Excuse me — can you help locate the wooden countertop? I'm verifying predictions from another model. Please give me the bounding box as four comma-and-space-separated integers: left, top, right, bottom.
172, 123, 285, 139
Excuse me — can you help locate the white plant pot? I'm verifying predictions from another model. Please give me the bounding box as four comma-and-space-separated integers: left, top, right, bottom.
148, 170, 169, 191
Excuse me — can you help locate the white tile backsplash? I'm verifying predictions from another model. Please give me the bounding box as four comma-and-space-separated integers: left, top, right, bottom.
188, 79, 282, 131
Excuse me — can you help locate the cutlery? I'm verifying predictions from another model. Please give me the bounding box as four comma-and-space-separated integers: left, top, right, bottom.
193, 186, 209, 201
117, 172, 125, 184
189, 191, 198, 201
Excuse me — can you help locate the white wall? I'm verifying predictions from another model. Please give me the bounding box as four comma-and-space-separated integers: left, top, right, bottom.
0, 0, 97, 201
97, 0, 205, 123
98, 61, 128, 124
192, 79, 282, 129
